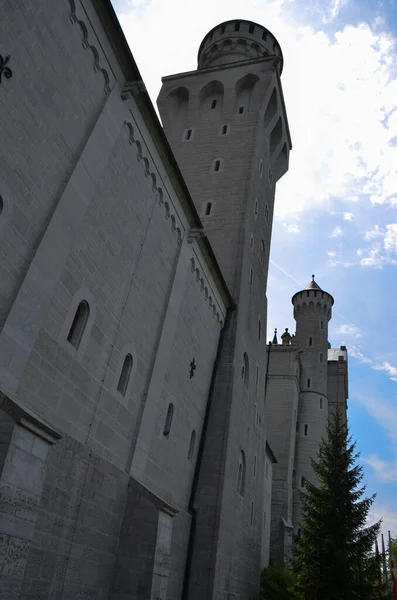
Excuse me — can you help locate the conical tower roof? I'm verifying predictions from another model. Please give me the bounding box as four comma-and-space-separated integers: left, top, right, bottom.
304, 275, 321, 290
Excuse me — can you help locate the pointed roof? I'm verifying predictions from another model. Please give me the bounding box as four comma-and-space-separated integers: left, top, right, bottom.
305, 274, 322, 291
272, 328, 278, 344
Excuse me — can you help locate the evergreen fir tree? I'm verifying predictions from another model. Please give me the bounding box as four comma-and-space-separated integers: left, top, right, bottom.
294, 410, 381, 600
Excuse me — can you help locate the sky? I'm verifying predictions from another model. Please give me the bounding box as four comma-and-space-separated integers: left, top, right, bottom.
113, 0, 397, 537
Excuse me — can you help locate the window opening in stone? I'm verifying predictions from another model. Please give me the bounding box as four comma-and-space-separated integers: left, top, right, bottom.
307, 378, 311, 388
163, 403, 174, 437
249, 24, 255, 33
239, 106, 244, 114
304, 424, 308, 436
250, 234, 254, 250
320, 320, 324, 329
258, 320, 261, 341
254, 455, 257, 477
250, 502, 254, 525
185, 129, 192, 140
243, 353, 249, 386
214, 159, 220, 172
255, 365, 259, 389
0, 195, 3, 216
205, 202, 212, 216
259, 160, 263, 177
211, 99, 217, 109
67, 300, 90, 349
188, 430, 196, 460
222, 124, 228, 134
301, 477, 305, 488
254, 198, 258, 216
249, 268, 253, 286
117, 353, 133, 396
237, 450, 246, 495
320, 397, 323, 409
320, 352, 323, 363
235, 22, 240, 31
309, 337, 312, 346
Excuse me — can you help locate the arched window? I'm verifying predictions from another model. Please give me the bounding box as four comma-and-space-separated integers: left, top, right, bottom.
261, 240, 265, 267
237, 450, 246, 496
67, 300, 90, 349
117, 353, 133, 396
163, 403, 174, 437
242, 353, 249, 387
188, 430, 196, 460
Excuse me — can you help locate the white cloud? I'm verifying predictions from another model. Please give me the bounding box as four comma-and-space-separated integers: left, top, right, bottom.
329, 226, 343, 238
360, 223, 397, 267
367, 503, 397, 539
117, 0, 397, 219
349, 346, 397, 383
327, 250, 337, 257
337, 323, 362, 338
343, 212, 354, 220
283, 222, 300, 233
364, 454, 397, 482
373, 361, 397, 378
322, 0, 348, 24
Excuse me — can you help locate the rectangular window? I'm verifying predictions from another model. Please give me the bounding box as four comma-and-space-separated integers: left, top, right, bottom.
185, 129, 192, 140
256, 365, 259, 389
320, 321, 324, 329
214, 160, 220, 172
309, 337, 312, 346
221, 124, 228, 135
254, 455, 257, 477
304, 424, 308, 436
320, 352, 323, 363
301, 477, 305, 488
250, 502, 254, 525
296, 420, 299, 433
307, 378, 311, 388
250, 268, 253, 286
320, 397, 323, 409
239, 106, 244, 114
211, 99, 217, 109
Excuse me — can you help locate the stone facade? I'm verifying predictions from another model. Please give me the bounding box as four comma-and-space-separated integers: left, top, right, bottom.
0, 2, 347, 599
265, 279, 348, 564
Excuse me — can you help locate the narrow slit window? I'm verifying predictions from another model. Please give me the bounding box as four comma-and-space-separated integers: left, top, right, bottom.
250, 234, 254, 250
296, 420, 299, 433
239, 106, 244, 114
185, 129, 192, 140
250, 502, 254, 525
249, 24, 255, 33
249, 268, 253, 286
254, 198, 258, 216
307, 378, 311, 388
320, 352, 323, 363
117, 353, 133, 396
301, 477, 306, 488
235, 22, 240, 31
211, 99, 217, 109
320, 397, 323, 409
258, 319, 261, 341
67, 300, 90, 349
304, 424, 308, 436
237, 450, 246, 496
205, 202, 212, 216
259, 160, 263, 177
320, 320, 324, 329
214, 159, 221, 172
255, 365, 259, 389
188, 430, 196, 460
253, 455, 257, 477
163, 403, 174, 437
222, 124, 228, 135
309, 337, 313, 346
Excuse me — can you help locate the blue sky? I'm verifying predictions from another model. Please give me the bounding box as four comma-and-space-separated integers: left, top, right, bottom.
114, 0, 397, 535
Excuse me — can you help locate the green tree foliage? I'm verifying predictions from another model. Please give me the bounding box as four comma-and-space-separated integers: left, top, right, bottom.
260, 560, 298, 600
293, 410, 381, 600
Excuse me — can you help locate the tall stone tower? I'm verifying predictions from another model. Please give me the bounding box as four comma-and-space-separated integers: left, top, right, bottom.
292, 278, 334, 529
158, 19, 291, 599
265, 277, 347, 565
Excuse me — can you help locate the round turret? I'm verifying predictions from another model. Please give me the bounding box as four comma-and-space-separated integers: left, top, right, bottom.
197, 19, 284, 72
292, 276, 334, 323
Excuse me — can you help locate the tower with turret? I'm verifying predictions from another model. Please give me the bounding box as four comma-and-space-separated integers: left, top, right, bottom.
265, 277, 348, 564
158, 19, 291, 599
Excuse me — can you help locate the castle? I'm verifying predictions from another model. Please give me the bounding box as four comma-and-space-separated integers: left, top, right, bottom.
0, 1, 347, 598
